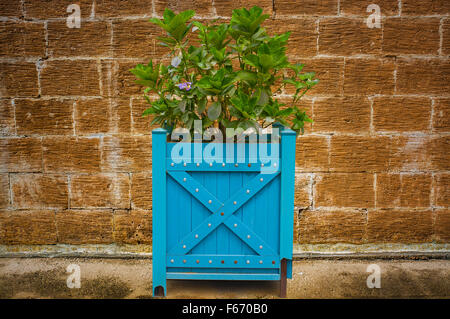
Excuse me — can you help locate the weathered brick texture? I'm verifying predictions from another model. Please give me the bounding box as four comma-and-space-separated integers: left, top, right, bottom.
367, 209, 433, 243
340, 0, 399, 16
96, 0, 153, 18
0, 138, 42, 172
315, 173, 374, 208
75, 98, 131, 135
0, 22, 45, 57
0, 210, 57, 244
43, 137, 101, 173
265, 18, 317, 57
40, 60, 101, 96
15, 99, 74, 135
434, 173, 450, 207
56, 210, 113, 244
0, 0, 448, 248
11, 174, 68, 209
313, 97, 370, 133
294, 174, 311, 208
0, 62, 39, 97
0, 174, 9, 208
383, 18, 440, 55
396, 58, 450, 96
275, 0, 338, 16
376, 173, 432, 208
47, 21, 112, 58
23, 0, 94, 19
113, 209, 152, 244
343, 58, 395, 95
373, 97, 431, 133
112, 19, 167, 59
319, 18, 382, 55
298, 209, 366, 244
70, 173, 130, 209
433, 99, 450, 132
434, 209, 450, 242
0, 99, 15, 136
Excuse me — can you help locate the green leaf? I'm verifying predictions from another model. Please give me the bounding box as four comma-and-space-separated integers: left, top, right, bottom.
207, 101, 221, 121
142, 108, 154, 117
235, 70, 257, 82
243, 55, 259, 68
257, 89, 269, 106
197, 98, 207, 114
163, 9, 176, 23
178, 100, 187, 112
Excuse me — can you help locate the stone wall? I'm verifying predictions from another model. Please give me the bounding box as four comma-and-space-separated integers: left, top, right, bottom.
0, 0, 449, 250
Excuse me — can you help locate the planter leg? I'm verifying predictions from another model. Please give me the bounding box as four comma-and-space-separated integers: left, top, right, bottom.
154, 285, 166, 297
280, 258, 287, 298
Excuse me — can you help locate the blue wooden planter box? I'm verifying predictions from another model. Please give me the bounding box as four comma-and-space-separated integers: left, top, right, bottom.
152, 126, 297, 297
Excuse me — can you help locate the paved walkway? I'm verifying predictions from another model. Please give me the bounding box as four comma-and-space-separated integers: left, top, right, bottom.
0, 258, 448, 298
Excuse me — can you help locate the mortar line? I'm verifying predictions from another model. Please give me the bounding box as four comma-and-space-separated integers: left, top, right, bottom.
97, 59, 103, 96
373, 173, 377, 209
35, 60, 42, 97
1, 53, 448, 62
129, 97, 134, 134
431, 172, 437, 241
310, 173, 315, 209
310, 97, 315, 132
2, 130, 448, 139
430, 98, 435, 134
112, 208, 116, 242
11, 99, 17, 136
43, 20, 49, 58
19, 0, 25, 19
2, 12, 448, 24
72, 101, 77, 136
40, 136, 44, 174
8, 173, 12, 207
271, 0, 275, 18
67, 174, 72, 209
128, 172, 132, 210
99, 135, 104, 172
398, 0, 402, 17
211, 0, 218, 18
438, 17, 444, 56
90, 0, 96, 19
369, 96, 374, 136
326, 135, 331, 171
393, 58, 398, 95
54, 209, 59, 243
430, 172, 436, 209
341, 56, 346, 96
315, 18, 320, 55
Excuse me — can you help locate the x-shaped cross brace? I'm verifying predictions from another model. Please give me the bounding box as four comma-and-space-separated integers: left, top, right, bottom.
167, 170, 280, 256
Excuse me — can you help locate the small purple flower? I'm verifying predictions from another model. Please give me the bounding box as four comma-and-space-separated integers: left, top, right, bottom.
176, 82, 192, 91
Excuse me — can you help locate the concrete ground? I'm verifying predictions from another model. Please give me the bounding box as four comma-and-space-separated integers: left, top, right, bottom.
0, 258, 448, 298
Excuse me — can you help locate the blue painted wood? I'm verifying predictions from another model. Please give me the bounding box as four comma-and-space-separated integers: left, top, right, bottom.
167, 272, 280, 281
279, 126, 297, 278
167, 171, 224, 212
167, 267, 280, 274
166, 161, 280, 172
152, 128, 168, 296
167, 255, 280, 268
167, 171, 279, 256
152, 128, 296, 294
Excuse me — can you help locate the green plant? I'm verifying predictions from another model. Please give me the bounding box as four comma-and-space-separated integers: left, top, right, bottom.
130, 6, 318, 135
